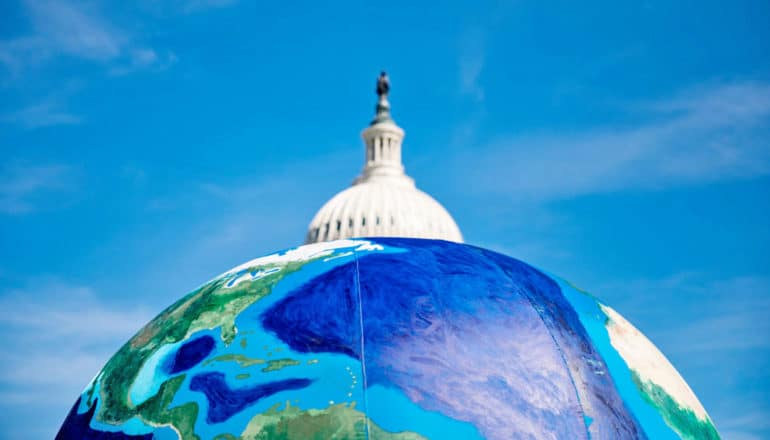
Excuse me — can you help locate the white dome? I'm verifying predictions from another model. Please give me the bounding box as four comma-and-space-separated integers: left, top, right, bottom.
305, 176, 463, 243
305, 73, 462, 244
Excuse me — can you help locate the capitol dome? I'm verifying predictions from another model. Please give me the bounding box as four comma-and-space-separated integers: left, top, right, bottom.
57, 239, 719, 439
305, 73, 463, 244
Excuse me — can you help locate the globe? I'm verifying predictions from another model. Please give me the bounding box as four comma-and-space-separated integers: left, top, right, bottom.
57, 238, 719, 439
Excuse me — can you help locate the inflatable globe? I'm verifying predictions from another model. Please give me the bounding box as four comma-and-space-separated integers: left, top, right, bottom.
57, 238, 719, 439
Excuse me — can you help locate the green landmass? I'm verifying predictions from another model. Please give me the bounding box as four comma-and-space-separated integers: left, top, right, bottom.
137, 375, 199, 440
631, 371, 720, 440
240, 338, 248, 349
203, 353, 266, 368
93, 259, 313, 433
307, 359, 319, 365
239, 402, 427, 440
261, 359, 301, 373
236, 373, 251, 380
84, 373, 100, 408
203, 355, 300, 372
564, 279, 600, 300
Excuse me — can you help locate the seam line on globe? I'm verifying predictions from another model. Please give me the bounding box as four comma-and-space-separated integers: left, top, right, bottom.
515, 284, 592, 437
353, 248, 371, 439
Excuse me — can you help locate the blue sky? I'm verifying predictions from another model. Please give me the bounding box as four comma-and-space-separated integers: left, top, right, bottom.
1, 0, 769, 438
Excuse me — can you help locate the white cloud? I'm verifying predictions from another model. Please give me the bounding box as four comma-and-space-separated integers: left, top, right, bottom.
0, 280, 152, 438
458, 28, 486, 102
0, 36, 50, 74
590, 273, 770, 438
595, 273, 770, 353
0, 1, 121, 72
25, 0, 124, 61
0, 0, 173, 77
457, 81, 770, 200
720, 431, 763, 440
658, 275, 770, 353
0, 284, 148, 345
1, 99, 81, 128
146, 149, 355, 267
719, 409, 770, 440
0, 162, 78, 214
109, 47, 177, 76
1, 80, 85, 128
179, 0, 239, 13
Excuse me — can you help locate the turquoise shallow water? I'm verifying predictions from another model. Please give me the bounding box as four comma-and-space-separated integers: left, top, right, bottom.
162, 252, 368, 438
173, 341, 367, 438
87, 243, 386, 437
130, 342, 176, 405
554, 277, 679, 439
60, 239, 712, 439
366, 385, 484, 439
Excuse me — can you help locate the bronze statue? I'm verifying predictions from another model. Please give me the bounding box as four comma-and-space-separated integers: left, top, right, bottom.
376, 71, 390, 97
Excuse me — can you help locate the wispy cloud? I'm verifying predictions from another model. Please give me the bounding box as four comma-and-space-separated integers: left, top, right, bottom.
718, 410, 770, 440
0, 0, 122, 73
0, 0, 173, 77
458, 28, 486, 102
457, 81, 770, 200
117, 148, 356, 305
1, 99, 81, 128
0, 280, 152, 438
109, 48, 177, 76
0, 162, 78, 214
25, 0, 124, 60
596, 273, 770, 354
1, 80, 84, 128
0, 282, 148, 348
592, 273, 770, 438
178, 0, 239, 14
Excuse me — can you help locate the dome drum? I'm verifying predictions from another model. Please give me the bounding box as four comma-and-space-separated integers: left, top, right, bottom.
306, 73, 462, 244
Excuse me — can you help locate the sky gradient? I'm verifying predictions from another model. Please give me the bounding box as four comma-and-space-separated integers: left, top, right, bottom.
1, 0, 769, 438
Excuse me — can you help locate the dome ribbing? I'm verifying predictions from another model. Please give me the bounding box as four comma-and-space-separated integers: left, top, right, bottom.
305, 73, 463, 244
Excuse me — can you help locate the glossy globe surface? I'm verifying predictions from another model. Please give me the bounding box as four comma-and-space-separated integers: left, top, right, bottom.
57, 238, 719, 439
